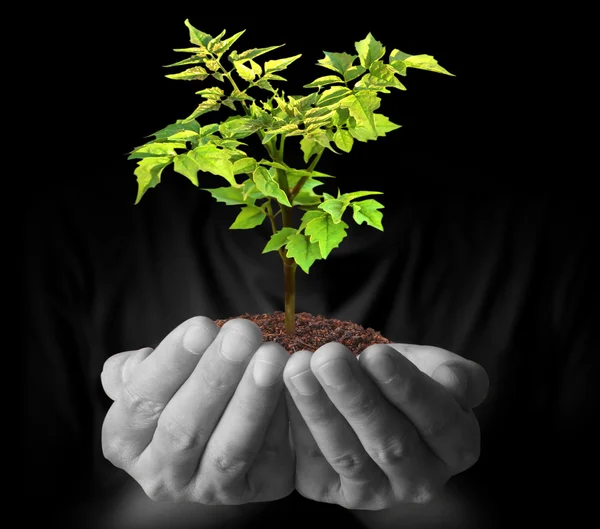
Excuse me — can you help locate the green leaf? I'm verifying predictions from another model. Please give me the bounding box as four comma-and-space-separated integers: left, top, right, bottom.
230, 204, 266, 229
373, 113, 402, 136
199, 185, 247, 205
232, 157, 258, 175
317, 51, 356, 76
285, 233, 323, 274
172, 46, 210, 56
253, 166, 292, 207
305, 214, 349, 259
318, 198, 346, 223
219, 117, 260, 139
332, 107, 350, 127
207, 29, 227, 52
164, 56, 204, 68
249, 59, 262, 76
355, 33, 386, 69
182, 100, 220, 122
351, 199, 384, 230
264, 54, 302, 74
240, 179, 264, 202
317, 86, 351, 107
185, 19, 212, 48
300, 137, 324, 164
303, 75, 344, 88
212, 29, 246, 55
134, 156, 172, 204
390, 49, 454, 76
333, 129, 354, 153
339, 190, 383, 204
344, 65, 366, 82
212, 72, 225, 82
355, 61, 406, 91
165, 65, 209, 81
188, 144, 235, 185
339, 91, 381, 141
256, 79, 276, 92
173, 153, 200, 185
262, 227, 298, 254
261, 123, 300, 144
195, 86, 225, 100
150, 120, 201, 140
299, 210, 325, 232
234, 60, 256, 82
230, 44, 285, 62
128, 142, 187, 160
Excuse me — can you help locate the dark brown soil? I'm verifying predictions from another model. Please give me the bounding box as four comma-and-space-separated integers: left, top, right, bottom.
214, 311, 391, 355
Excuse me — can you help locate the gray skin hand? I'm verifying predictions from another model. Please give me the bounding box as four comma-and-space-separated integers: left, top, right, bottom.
283, 341, 489, 510
101, 316, 294, 505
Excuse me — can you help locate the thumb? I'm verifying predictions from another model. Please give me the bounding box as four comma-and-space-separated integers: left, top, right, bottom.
100, 347, 154, 400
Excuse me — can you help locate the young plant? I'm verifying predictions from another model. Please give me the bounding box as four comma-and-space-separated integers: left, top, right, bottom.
129, 19, 453, 335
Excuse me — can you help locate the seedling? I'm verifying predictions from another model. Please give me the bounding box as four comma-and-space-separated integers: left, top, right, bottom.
129, 20, 453, 335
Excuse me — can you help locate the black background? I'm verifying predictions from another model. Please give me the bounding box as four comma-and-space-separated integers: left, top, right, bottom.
23, 6, 595, 529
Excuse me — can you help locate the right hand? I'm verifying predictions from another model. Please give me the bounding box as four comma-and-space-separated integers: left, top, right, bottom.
101, 316, 294, 505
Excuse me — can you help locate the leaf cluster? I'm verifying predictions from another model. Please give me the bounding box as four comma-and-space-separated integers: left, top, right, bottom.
129, 20, 453, 273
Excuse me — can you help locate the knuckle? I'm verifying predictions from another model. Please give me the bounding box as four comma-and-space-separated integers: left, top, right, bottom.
156, 413, 203, 453
422, 404, 461, 440
141, 479, 173, 502
328, 450, 370, 476
343, 387, 379, 422
400, 369, 425, 404
199, 366, 234, 394
207, 441, 252, 476
101, 435, 124, 467
120, 381, 165, 421
370, 434, 412, 467
400, 481, 437, 504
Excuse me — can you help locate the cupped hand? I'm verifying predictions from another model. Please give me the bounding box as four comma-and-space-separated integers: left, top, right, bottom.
100, 316, 294, 505
283, 342, 489, 510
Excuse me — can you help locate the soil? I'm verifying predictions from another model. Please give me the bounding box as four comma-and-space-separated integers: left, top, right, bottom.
214, 311, 391, 355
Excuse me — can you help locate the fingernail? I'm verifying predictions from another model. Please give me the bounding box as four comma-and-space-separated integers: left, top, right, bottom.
183, 326, 212, 355
220, 330, 255, 362
289, 369, 320, 395
367, 353, 398, 384
253, 359, 283, 387
318, 359, 353, 389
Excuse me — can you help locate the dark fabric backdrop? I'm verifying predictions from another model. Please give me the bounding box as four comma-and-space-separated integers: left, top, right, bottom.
23, 8, 594, 529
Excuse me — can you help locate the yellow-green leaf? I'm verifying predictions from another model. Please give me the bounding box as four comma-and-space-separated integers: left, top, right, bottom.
199, 185, 247, 205
305, 214, 349, 259
165, 65, 209, 81
230, 205, 266, 229
389, 49, 454, 76
333, 129, 354, 153
339, 91, 381, 141
128, 142, 187, 160
299, 210, 325, 232
303, 75, 344, 88
173, 153, 200, 185
355, 33, 386, 69
232, 157, 258, 175
317, 52, 356, 76
264, 54, 302, 74
234, 60, 256, 81
188, 144, 235, 185
285, 233, 323, 274
134, 156, 172, 204
351, 199, 385, 231
373, 113, 402, 136
318, 198, 346, 223
184, 19, 212, 48
262, 227, 298, 254
253, 166, 291, 207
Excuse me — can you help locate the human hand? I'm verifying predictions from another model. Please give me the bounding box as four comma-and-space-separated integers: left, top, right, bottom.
283, 342, 489, 510
101, 316, 294, 505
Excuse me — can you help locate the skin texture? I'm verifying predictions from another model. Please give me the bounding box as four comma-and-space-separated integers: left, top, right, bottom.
101, 317, 489, 510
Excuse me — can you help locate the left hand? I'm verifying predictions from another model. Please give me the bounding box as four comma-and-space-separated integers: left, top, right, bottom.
283, 342, 489, 510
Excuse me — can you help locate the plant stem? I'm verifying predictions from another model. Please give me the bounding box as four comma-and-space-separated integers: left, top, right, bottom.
290, 149, 324, 199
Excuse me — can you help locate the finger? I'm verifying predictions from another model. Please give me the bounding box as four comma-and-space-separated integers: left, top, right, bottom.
284, 349, 390, 510
102, 316, 219, 466
136, 318, 263, 488
388, 344, 489, 409
311, 343, 447, 504
359, 344, 480, 472
284, 381, 340, 505
193, 341, 290, 502
431, 360, 489, 409
101, 348, 153, 401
